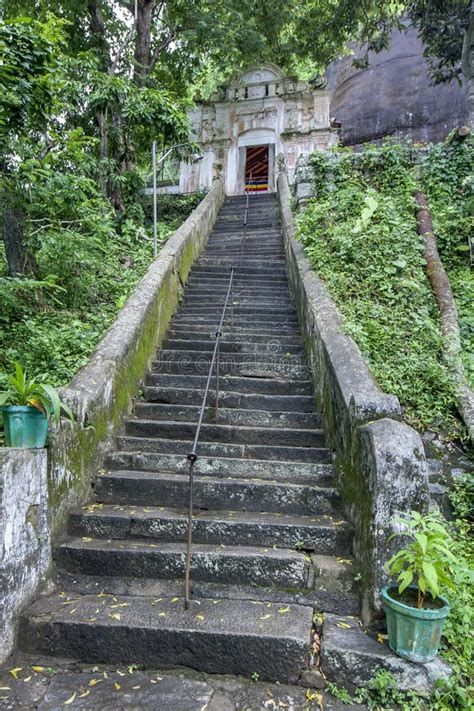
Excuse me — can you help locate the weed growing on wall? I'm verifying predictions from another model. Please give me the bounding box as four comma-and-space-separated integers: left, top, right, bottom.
296, 141, 470, 439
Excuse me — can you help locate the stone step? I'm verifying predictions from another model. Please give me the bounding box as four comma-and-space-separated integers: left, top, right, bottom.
160, 339, 303, 354
55, 566, 360, 616
206, 235, 282, 244
185, 279, 290, 297
192, 266, 287, 278
171, 316, 300, 329
198, 252, 285, 261
69, 505, 349, 554
123, 419, 323, 448
184, 281, 289, 293
156, 346, 304, 362
165, 330, 301, 345
186, 274, 288, 286
145, 372, 313, 395
105, 450, 334, 483
143, 387, 315, 412
19, 593, 311, 683
176, 305, 297, 317
197, 260, 286, 270
205, 249, 282, 259
168, 321, 300, 336
95, 470, 341, 515
182, 296, 293, 309
212, 210, 278, 217
150, 358, 308, 379
167, 324, 301, 339
320, 613, 450, 695
56, 538, 312, 588
218, 206, 277, 215
210, 222, 278, 232
132, 404, 321, 429
205, 243, 283, 254
183, 280, 290, 291
208, 226, 279, 235
116, 436, 330, 464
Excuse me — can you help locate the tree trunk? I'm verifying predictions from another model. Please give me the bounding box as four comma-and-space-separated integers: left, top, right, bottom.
414, 190, 474, 442
461, 0, 474, 130
134, 0, 157, 87
98, 108, 109, 195
2, 206, 38, 277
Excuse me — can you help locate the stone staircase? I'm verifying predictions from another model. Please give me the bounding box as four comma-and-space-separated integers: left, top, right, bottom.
18, 194, 359, 684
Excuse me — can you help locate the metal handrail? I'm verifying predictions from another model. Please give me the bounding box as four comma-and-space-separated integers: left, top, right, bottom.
184, 266, 235, 609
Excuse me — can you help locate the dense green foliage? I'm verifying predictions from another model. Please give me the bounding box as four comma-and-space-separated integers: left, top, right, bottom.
296, 140, 472, 439
298, 141, 473, 707
0, 191, 202, 385
0, 10, 204, 394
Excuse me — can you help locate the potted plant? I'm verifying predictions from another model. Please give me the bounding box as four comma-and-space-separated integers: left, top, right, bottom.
381, 510, 455, 663
0, 362, 73, 448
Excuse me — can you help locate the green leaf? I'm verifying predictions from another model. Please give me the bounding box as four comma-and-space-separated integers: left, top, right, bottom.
422, 561, 439, 597
398, 570, 413, 594
414, 532, 428, 553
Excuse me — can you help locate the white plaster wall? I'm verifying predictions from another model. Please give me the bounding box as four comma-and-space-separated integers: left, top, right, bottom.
174, 66, 333, 195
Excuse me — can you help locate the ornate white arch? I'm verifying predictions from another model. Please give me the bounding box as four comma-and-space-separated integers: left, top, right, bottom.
237, 127, 276, 147
230, 63, 284, 87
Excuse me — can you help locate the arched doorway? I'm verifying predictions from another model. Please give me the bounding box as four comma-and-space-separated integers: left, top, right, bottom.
245, 145, 270, 191
235, 128, 276, 194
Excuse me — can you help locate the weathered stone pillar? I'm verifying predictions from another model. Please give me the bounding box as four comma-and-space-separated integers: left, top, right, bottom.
0, 448, 51, 662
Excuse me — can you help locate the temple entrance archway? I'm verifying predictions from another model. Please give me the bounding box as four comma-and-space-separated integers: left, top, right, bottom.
235, 128, 276, 194
245, 145, 269, 192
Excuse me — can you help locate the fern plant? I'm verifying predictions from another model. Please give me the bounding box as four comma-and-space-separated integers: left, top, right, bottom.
0, 362, 74, 425
387, 510, 457, 609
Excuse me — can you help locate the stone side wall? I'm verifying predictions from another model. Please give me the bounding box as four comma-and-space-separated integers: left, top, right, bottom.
277, 172, 429, 622
0, 449, 50, 662
0, 181, 224, 662
48, 179, 224, 541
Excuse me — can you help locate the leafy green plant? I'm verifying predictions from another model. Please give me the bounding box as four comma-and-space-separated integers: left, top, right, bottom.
326, 682, 353, 704
297, 139, 473, 440
0, 362, 73, 425
328, 670, 423, 710
387, 510, 456, 609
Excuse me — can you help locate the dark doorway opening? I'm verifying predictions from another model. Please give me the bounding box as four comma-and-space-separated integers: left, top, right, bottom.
245, 145, 269, 192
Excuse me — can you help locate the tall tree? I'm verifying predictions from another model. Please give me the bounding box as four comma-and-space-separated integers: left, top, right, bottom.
0, 19, 56, 275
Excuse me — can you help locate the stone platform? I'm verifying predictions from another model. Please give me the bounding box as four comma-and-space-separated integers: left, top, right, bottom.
0, 654, 365, 711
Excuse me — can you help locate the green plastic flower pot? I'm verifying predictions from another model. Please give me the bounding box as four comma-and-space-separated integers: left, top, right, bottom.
1, 405, 48, 448
381, 585, 450, 663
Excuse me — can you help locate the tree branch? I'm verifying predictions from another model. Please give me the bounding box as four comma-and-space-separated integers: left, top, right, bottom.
109, 22, 137, 75
149, 30, 178, 72
461, 0, 474, 80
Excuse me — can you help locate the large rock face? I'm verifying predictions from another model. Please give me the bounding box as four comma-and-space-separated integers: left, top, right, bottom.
327, 28, 468, 146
